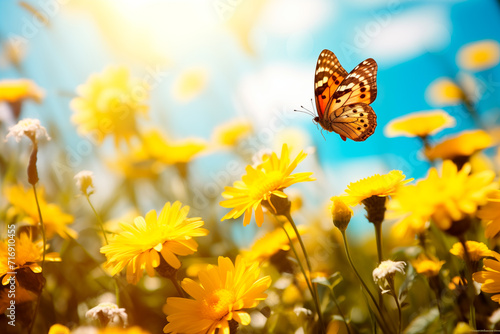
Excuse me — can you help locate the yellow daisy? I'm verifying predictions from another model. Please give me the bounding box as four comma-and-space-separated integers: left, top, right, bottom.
106, 143, 164, 180
343, 170, 411, 207
473, 251, 500, 304
70, 66, 149, 147
389, 160, 496, 233
478, 190, 500, 239
212, 119, 253, 147
426, 78, 464, 106
425, 129, 494, 162
411, 254, 445, 278
450, 241, 495, 262
101, 201, 208, 284
457, 40, 500, 72
163, 256, 271, 334
241, 222, 307, 263
220, 144, 315, 227
48, 324, 71, 334
384, 110, 455, 138
0, 232, 61, 285
5, 184, 76, 239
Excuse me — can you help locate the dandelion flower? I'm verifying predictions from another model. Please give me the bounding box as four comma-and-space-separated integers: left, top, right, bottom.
450, 241, 495, 262
411, 255, 445, 278
457, 40, 500, 72
212, 119, 253, 147
5, 184, 76, 239
473, 251, 500, 303
74, 170, 94, 196
5, 118, 50, 143
70, 66, 149, 146
426, 78, 464, 106
0, 232, 61, 285
389, 160, 496, 233
384, 110, 455, 138
86, 302, 128, 327
163, 256, 271, 334
478, 190, 500, 239
220, 144, 315, 226
101, 201, 208, 284
330, 196, 353, 231
425, 129, 493, 162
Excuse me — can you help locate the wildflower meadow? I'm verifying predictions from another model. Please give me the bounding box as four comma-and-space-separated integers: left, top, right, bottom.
1, 1, 500, 333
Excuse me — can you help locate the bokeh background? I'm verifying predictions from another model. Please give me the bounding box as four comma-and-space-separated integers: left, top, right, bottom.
1, 0, 500, 332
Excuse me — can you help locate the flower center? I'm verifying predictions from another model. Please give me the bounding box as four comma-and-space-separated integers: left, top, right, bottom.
248, 171, 283, 200
201, 289, 235, 320
472, 50, 490, 64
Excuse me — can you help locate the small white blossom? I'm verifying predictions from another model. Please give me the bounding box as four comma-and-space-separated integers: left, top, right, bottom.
86, 302, 128, 327
373, 260, 406, 283
74, 170, 94, 196
5, 118, 50, 142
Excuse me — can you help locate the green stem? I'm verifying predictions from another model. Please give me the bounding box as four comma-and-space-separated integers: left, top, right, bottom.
169, 276, 186, 298
429, 279, 448, 334
341, 230, 392, 333
330, 288, 352, 334
373, 222, 383, 264
28, 185, 46, 334
458, 237, 476, 329
86, 195, 108, 244
389, 280, 402, 334
281, 225, 324, 334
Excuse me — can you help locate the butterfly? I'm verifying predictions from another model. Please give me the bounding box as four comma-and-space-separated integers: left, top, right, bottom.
312, 49, 378, 141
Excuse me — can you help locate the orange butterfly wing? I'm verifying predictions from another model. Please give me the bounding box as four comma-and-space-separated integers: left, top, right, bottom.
330, 104, 377, 142
314, 49, 348, 119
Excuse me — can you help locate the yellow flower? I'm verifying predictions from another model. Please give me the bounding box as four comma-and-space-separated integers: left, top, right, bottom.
425, 130, 494, 162
106, 144, 164, 180
426, 78, 464, 106
450, 241, 495, 262
478, 190, 500, 239
163, 256, 271, 334
411, 254, 445, 277
220, 144, 315, 226
0, 232, 61, 285
384, 110, 456, 138
70, 66, 149, 146
343, 170, 411, 207
0, 79, 44, 103
99, 327, 151, 334
101, 201, 208, 284
172, 67, 208, 102
473, 251, 500, 303
241, 222, 307, 263
212, 119, 253, 147
142, 129, 207, 165
48, 324, 71, 334
457, 40, 500, 71
330, 196, 353, 231
5, 184, 76, 239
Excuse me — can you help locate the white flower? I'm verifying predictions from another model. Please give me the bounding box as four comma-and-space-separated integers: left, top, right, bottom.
74, 170, 94, 196
373, 260, 406, 283
85, 302, 128, 327
5, 118, 50, 142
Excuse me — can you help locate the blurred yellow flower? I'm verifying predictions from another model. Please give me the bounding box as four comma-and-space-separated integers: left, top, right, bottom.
272, 127, 313, 158
241, 222, 307, 262
384, 110, 455, 138
106, 144, 163, 180
457, 40, 500, 71
5, 184, 76, 239
212, 119, 253, 147
473, 251, 500, 304
172, 67, 208, 102
478, 190, 500, 239
99, 327, 151, 334
344, 170, 411, 207
330, 196, 353, 231
163, 256, 271, 334
425, 130, 494, 162
426, 78, 464, 106
389, 160, 496, 232
0, 232, 61, 285
71, 66, 149, 146
411, 254, 445, 277
220, 144, 315, 226
450, 241, 495, 262
0, 79, 44, 103
101, 201, 208, 284
48, 324, 71, 334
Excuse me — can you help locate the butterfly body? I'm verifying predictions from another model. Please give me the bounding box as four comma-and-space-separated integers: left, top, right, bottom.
313, 49, 378, 141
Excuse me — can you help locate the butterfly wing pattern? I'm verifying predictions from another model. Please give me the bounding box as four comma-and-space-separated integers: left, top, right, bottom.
313, 49, 378, 142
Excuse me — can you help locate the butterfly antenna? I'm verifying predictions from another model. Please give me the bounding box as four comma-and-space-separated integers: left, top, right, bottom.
293, 105, 315, 117
320, 129, 326, 141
